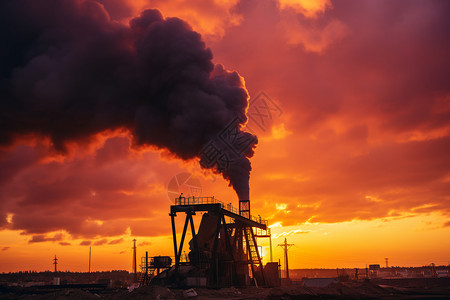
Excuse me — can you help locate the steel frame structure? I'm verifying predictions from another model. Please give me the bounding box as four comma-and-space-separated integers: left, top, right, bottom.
169, 198, 268, 287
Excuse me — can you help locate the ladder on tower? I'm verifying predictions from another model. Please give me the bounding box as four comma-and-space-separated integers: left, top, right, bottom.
139, 267, 155, 286
244, 226, 265, 286
139, 256, 156, 286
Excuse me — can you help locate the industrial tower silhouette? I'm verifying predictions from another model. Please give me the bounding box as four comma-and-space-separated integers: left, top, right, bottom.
132, 239, 137, 282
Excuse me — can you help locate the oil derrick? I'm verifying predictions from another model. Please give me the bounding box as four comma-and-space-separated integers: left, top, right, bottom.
165, 196, 274, 288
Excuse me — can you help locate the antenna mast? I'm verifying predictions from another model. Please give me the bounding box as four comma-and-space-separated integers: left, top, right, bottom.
53, 255, 58, 273
132, 239, 137, 282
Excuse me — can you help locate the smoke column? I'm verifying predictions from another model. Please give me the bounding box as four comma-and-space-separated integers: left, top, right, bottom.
0, 0, 257, 200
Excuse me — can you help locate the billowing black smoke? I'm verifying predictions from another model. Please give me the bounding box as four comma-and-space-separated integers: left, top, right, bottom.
0, 0, 257, 200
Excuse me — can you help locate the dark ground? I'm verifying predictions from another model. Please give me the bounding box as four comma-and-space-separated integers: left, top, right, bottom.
1, 278, 449, 299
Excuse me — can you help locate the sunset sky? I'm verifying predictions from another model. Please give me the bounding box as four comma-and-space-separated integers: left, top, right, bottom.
1, 0, 449, 273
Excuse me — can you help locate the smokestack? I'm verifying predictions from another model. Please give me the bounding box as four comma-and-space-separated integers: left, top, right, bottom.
0, 0, 257, 199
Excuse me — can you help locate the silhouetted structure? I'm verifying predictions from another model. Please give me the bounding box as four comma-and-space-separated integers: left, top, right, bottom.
132, 239, 137, 282
142, 196, 276, 288
89, 246, 91, 274
53, 255, 58, 273
278, 238, 294, 279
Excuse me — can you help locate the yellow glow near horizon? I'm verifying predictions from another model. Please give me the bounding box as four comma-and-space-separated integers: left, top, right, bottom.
1, 212, 449, 272
263, 212, 450, 268
0, 231, 174, 273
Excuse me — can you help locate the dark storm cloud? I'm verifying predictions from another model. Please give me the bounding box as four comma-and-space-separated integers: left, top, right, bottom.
0, 0, 256, 201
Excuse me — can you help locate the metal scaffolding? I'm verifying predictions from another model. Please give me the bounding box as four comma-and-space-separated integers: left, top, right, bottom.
169, 196, 270, 287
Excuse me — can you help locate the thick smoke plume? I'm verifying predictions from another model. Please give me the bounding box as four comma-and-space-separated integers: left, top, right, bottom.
0, 0, 257, 200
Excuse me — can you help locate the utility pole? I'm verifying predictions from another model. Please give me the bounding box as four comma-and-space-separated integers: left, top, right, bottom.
132, 239, 137, 282
277, 238, 294, 279
88, 246, 92, 283
384, 258, 389, 268
89, 246, 92, 273
53, 255, 58, 273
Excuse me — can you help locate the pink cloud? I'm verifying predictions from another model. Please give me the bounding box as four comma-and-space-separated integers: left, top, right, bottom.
28, 233, 64, 244
108, 238, 124, 245
93, 239, 108, 246
98, 0, 242, 38
138, 241, 152, 247
210, 0, 450, 225
1, 136, 177, 238
0, 0, 449, 241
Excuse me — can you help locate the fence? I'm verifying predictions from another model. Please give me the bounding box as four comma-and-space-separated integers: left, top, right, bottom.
174, 196, 268, 226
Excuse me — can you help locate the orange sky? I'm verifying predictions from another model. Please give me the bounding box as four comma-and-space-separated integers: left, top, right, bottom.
1, 0, 450, 272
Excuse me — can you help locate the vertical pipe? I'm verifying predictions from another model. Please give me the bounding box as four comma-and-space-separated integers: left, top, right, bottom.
145, 251, 148, 285
269, 235, 273, 263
